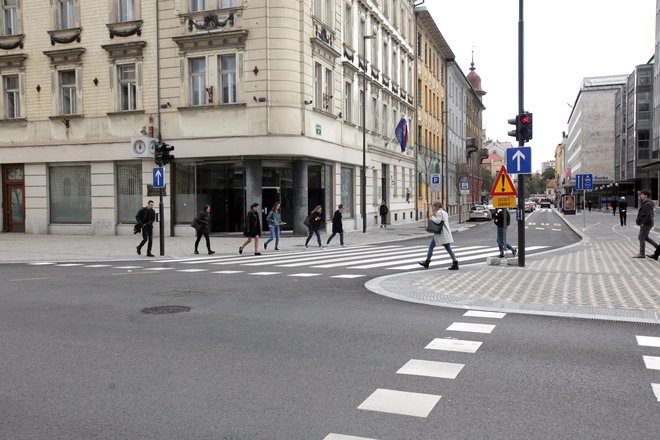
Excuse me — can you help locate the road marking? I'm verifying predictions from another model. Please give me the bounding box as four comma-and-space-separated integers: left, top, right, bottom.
324, 435, 379, 440
9, 277, 54, 282
397, 359, 464, 379
652, 384, 660, 402
288, 273, 322, 277
177, 269, 208, 272
425, 338, 482, 353
389, 246, 549, 270
114, 266, 143, 269
144, 267, 174, 271
643, 356, 660, 370
336, 246, 488, 269
552, 228, 562, 231
636, 335, 660, 348
464, 310, 506, 319
249, 272, 281, 276
447, 322, 496, 334
331, 274, 365, 279
55, 263, 83, 267
211, 270, 243, 274
535, 227, 545, 230
28, 262, 55, 265
83, 264, 111, 268
357, 388, 441, 418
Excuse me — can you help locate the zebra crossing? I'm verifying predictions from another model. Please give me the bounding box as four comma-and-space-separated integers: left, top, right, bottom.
28, 243, 550, 278
635, 334, 660, 402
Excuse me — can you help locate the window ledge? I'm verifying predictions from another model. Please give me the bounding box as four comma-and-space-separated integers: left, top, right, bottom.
177, 102, 246, 111
312, 107, 338, 118
107, 110, 145, 117
49, 114, 83, 120
0, 34, 24, 50
343, 121, 357, 128
0, 117, 27, 124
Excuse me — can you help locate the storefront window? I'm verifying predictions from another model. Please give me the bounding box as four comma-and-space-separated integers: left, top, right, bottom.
116, 162, 142, 224
175, 161, 196, 225
341, 166, 353, 218
49, 165, 91, 223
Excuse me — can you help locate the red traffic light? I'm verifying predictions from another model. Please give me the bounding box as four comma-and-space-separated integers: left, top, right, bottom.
520, 114, 530, 124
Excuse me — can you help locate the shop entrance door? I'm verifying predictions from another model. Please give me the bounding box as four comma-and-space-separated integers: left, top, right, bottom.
2, 165, 25, 232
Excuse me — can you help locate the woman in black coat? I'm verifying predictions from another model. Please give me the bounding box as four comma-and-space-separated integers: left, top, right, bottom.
326, 204, 345, 247
304, 205, 324, 249
239, 202, 262, 255
194, 205, 215, 255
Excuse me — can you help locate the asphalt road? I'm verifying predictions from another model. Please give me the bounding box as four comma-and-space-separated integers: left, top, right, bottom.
2, 210, 657, 439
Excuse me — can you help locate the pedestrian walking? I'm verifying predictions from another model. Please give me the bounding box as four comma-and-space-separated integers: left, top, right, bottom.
418, 200, 458, 270
135, 200, 156, 257
193, 205, 215, 255
264, 201, 282, 251
618, 196, 628, 226
611, 197, 618, 216
379, 201, 389, 228
304, 205, 324, 249
494, 208, 517, 258
587, 200, 592, 212
239, 202, 262, 255
326, 204, 345, 247
633, 190, 658, 259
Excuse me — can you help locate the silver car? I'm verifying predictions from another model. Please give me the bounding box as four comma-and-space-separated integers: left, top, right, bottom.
469, 205, 492, 221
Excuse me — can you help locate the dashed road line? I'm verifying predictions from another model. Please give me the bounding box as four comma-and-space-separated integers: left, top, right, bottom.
287, 273, 322, 277
357, 388, 441, 418
652, 384, 660, 402
636, 335, 660, 347
324, 434, 378, 440
176, 269, 208, 273
425, 337, 482, 353
396, 359, 464, 379
447, 322, 496, 334
463, 310, 506, 319
642, 355, 660, 370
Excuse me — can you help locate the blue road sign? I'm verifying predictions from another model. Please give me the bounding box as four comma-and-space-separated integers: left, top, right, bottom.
575, 174, 583, 190
153, 167, 164, 189
584, 174, 593, 190
506, 147, 532, 174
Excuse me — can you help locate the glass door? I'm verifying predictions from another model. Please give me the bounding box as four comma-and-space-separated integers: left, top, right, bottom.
3, 165, 25, 232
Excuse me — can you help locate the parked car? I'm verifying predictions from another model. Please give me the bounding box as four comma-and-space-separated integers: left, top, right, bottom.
524, 200, 535, 212
540, 198, 551, 208
469, 205, 492, 221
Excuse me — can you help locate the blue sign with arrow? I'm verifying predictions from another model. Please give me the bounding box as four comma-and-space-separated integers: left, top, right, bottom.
506, 146, 532, 174
583, 173, 593, 190
153, 167, 164, 189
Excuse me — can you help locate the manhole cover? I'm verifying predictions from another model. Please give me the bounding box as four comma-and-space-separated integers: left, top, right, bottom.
141, 305, 191, 314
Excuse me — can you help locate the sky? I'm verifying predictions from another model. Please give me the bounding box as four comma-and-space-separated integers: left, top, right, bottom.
425, 0, 656, 172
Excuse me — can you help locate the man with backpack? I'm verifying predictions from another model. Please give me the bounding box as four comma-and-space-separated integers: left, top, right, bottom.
494, 208, 517, 258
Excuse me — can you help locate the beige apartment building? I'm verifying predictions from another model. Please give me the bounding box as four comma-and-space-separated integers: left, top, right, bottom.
0, 0, 417, 236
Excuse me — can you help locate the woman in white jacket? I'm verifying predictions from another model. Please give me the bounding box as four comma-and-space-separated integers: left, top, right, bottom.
419, 200, 458, 270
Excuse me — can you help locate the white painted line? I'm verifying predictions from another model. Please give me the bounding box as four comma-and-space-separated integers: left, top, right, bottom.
211, 270, 244, 274
397, 359, 464, 379
331, 274, 365, 279
114, 266, 143, 269
55, 263, 83, 267
652, 384, 660, 402
387, 246, 549, 270
288, 273, 322, 277
636, 336, 660, 348
249, 272, 281, 276
643, 355, 660, 370
464, 310, 506, 319
551, 228, 562, 231
83, 264, 111, 268
144, 267, 174, 271
177, 269, 208, 273
347, 246, 490, 269
357, 388, 441, 418
447, 322, 496, 334
535, 227, 545, 230
425, 338, 482, 353
28, 262, 55, 265
528, 222, 536, 226
324, 434, 379, 440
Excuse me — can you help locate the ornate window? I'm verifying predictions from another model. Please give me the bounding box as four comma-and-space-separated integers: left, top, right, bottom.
44, 48, 84, 117
3, 74, 19, 118
190, 0, 205, 12
0, 54, 25, 119
343, 81, 352, 123
118, 64, 137, 111
313, 61, 333, 112
102, 41, 145, 113
1, 0, 18, 35
313, 0, 332, 25
219, 54, 236, 104
59, 70, 76, 115
190, 57, 207, 106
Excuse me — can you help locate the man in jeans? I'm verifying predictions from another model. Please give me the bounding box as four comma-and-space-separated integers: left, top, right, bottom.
634, 190, 657, 259
136, 200, 156, 257
494, 208, 517, 258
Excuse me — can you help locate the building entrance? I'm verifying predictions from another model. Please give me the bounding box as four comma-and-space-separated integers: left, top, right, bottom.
2, 165, 25, 232
196, 163, 245, 233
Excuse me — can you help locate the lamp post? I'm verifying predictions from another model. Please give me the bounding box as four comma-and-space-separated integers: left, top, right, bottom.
361, 34, 374, 233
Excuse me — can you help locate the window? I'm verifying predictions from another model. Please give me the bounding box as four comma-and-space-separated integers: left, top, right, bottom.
219, 54, 236, 103
116, 162, 142, 224
371, 29, 378, 65
340, 166, 353, 218
314, 62, 332, 112
3, 74, 19, 119
359, 89, 364, 127
220, 0, 235, 7
324, 67, 332, 111
382, 39, 389, 76
118, 0, 134, 22
313, 0, 331, 24
59, 0, 75, 29
314, 62, 322, 109
190, 0, 205, 12
382, 103, 388, 136
372, 96, 378, 132
189, 57, 206, 106
59, 70, 76, 115
2, 0, 17, 35
49, 165, 91, 224
118, 64, 137, 111
343, 2, 352, 46
344, 81, 352, 122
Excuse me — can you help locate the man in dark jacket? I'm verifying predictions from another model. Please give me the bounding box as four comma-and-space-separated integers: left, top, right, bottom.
634, 190, 657, 258
494, 208, 517, 258
618, 196, 628, 226
194, 205, 215, 255
326, 204, 345, 247
136, 200, 156, 257
239, 203, 262, 255
379, 201, 388, 228
611, 197, 618, 216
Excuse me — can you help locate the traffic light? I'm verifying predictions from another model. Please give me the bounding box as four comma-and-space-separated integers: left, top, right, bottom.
519, 112, 532, 143
154, 142, 164, 166
161, 143, 175, 165
507, 115, 519, 140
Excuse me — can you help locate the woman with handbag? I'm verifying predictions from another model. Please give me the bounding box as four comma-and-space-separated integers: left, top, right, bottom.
194, 205, 215, 255
304, 205, 324, 249
239, 202, 262, 256
419, 200, 458, 270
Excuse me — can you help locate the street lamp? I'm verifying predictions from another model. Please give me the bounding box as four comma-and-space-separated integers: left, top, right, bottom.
361, 34, 375, 233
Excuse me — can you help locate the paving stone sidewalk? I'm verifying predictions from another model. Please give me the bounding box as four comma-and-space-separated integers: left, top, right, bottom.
366, 209, 660, 324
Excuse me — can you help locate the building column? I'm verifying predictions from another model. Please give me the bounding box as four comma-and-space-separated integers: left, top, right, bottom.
245, 159, 263, 210
293, 159, 308, 235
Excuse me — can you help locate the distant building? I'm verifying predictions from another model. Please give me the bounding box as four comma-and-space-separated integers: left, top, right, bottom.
481, 151, 504, 176
484, 140, 512, 159
541, 161, 555, 173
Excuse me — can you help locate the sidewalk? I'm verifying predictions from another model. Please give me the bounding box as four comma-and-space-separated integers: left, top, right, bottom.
367, 208, 660, 324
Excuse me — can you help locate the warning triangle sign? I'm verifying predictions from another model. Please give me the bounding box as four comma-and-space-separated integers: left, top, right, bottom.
490, 166, 518, 196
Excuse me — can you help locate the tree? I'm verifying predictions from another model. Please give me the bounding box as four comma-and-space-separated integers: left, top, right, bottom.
542, 167, 556, 181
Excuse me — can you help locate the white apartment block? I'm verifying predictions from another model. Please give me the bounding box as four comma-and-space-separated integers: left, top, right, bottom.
0, 0, 417, 235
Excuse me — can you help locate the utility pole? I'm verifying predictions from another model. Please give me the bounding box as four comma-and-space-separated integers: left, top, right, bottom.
516, 0, 526, 267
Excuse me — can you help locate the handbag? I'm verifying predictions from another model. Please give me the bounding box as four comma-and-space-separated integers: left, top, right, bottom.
426, 219, 444, 234
190, 217, 200, 230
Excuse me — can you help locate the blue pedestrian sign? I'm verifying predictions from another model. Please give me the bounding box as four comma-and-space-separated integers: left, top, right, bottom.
153, 167, 164, 189
506, 147, 532, 174
575, 173, 592, 191
583, 174, 593, 190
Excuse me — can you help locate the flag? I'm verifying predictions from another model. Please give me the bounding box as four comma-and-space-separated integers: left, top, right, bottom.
395, 116, 408, 153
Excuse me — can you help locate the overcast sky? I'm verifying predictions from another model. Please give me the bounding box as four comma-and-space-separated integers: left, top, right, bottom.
425, 0, 656, 172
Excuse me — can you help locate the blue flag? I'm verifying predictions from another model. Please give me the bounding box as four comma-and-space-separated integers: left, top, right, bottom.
395, 117, 408, 153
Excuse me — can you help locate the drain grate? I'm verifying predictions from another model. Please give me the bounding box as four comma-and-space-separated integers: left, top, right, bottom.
141, 305, 191, 315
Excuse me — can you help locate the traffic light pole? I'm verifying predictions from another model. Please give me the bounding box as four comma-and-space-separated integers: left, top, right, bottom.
158, 136, 165, 256
516, 0, 526, 267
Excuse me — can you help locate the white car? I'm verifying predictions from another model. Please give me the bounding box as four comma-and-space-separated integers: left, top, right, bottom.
469, 205, 492, 221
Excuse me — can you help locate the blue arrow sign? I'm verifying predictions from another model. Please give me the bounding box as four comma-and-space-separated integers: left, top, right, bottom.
153, 167, 164, 189
583, 174, 593, 190
506, 147, 532, 174
575, 174, 583, 190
